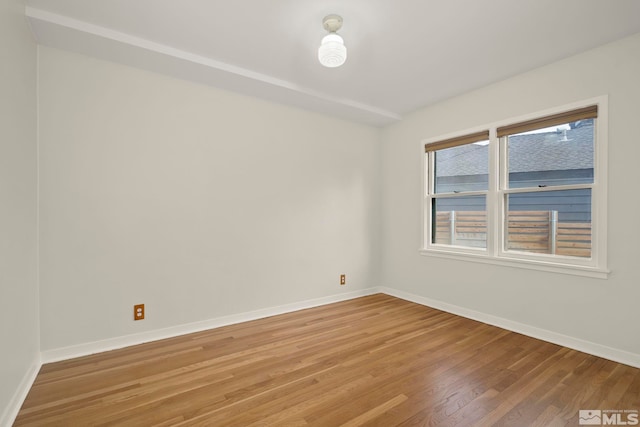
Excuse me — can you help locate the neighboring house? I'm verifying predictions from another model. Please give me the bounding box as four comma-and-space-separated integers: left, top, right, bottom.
435, 119, 594, 222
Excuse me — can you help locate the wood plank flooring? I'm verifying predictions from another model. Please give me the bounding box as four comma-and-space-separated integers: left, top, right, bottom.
15, 294, 640, 426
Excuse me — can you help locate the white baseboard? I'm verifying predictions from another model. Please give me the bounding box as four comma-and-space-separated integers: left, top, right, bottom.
380, 286, 640, 369
41, 286, 640, 369
0, 357, 41, 427
14, 284, 640, 427
41, 287, 382, 364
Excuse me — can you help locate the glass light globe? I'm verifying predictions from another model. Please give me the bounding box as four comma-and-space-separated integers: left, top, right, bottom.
318, 33, 347, 68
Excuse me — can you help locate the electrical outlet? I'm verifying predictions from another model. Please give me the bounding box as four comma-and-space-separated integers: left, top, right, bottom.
134, 304, 145, 320
340, 274, 346, 285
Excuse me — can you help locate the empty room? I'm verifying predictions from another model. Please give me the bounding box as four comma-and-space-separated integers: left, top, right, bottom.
2, 0, 640, 425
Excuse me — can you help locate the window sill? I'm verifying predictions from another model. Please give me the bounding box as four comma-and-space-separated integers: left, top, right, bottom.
419, 248, 609, 279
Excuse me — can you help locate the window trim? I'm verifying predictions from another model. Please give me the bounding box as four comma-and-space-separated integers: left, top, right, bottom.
420, 96, 609, 279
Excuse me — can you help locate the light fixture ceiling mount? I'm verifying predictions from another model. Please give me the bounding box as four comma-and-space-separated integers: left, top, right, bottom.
318, 14, 347, 68
322, 14, 343, 33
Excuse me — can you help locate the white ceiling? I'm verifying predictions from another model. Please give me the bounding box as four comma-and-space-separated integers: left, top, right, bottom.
25, 0, 640, 126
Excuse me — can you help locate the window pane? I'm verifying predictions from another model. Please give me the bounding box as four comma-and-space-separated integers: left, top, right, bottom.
434, 142, 488, 193
507, 119, 594, 189
432, 196, 486, 249
506, 189, 591, 258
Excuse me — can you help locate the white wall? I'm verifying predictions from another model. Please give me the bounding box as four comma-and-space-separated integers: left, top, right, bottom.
381, 32, 640, 357
0, 0, 39, 423
38, 46, 381, 352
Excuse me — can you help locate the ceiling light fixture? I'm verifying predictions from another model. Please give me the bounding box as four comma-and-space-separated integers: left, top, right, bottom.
318, 14, 347, 68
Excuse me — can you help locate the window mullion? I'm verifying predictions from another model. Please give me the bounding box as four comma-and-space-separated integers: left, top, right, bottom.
431, 190, 488, 198
497, 135, 509, 256
503, 183, 594, 194
486, 129, 498, 256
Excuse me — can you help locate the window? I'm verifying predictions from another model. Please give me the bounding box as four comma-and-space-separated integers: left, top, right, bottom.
422, 99, 608, 278
429, 131, 489, 250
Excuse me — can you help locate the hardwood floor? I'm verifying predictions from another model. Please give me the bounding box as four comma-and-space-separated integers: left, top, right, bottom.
15, 294, 640, 426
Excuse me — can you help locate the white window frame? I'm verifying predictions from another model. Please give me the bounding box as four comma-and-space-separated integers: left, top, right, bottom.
420, 97, 609, 279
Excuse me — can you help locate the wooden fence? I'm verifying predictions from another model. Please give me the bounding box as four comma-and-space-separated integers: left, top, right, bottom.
434, 210, 591, 257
